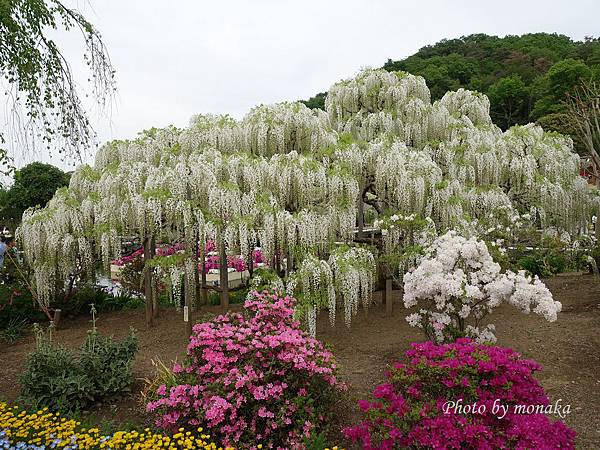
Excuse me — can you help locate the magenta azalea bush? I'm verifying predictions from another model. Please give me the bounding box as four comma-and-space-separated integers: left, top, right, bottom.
146, 291, 345, 449
344, 339, 576, 450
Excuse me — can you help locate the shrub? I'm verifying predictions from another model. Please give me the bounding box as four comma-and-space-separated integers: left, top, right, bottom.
146, 290, 345, 449
54, 284, 144, 317
518, 252, 567, 277
19, 318, 138, 414
207, 287, 249, 305
344, 339, 576, 449
403, 231, 562, 343
19, 325, 92, 413
0, 254, 46, 328
79, 328, 139, 398
0, 317, 28, 343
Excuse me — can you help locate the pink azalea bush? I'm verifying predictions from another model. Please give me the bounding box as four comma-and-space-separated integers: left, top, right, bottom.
146, 290, 345, 449
344, 339, 576, 450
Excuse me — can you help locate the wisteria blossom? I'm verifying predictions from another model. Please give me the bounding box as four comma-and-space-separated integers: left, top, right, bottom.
17, 68, 597, 328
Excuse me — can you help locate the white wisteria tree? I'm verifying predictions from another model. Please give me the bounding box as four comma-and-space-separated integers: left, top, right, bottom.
18, 68, 599, 334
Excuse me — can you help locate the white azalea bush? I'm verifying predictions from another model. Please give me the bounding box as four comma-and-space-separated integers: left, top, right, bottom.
403, 231, 562, 343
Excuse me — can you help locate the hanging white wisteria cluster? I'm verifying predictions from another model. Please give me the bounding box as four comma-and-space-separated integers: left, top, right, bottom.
287, 255, 336, 337
18, 67, 598, 331
327, 247, 376, 327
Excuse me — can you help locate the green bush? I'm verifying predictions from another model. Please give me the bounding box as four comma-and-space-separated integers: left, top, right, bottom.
207, 287, 249, 305
518, 250, 569, 277
79, 329, 138, 398
19, 325, 93, 413
0, 286, 45, 329
54, 284, 143, 317
0, 249, 46, 329
0, 317, 28, 343
19, 318, 138, 414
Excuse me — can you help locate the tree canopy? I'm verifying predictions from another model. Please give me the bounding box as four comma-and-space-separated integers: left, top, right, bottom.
18, 69, 597, 333
0, 161, 70, 226
301, 33, 600, 154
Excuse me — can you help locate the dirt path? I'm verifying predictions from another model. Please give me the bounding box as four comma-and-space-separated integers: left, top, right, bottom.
1, 274, 599, 448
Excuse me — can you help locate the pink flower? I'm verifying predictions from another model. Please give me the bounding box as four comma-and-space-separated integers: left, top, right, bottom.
147, 290, 343, 448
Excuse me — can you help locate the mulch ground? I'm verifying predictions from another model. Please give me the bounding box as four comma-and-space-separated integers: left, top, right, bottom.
1, 274, 599, 448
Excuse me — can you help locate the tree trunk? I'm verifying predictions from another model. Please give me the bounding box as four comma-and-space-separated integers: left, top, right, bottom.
53, 309, 62, 330
357, 183, 365, 238
385, 278, 393, 316
144, 236, 155, 328
200, 252, 208, 305
219, 235, 229, 309
248, 248, 254, 278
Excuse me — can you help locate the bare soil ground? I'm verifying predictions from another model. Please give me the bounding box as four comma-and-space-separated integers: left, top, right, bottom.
1, 274, 599, 448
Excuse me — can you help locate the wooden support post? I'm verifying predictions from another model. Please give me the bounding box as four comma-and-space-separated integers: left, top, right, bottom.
53, 309, 62, 330
183, 276, 193, 338
144, 236, 154, 328
385, 278, 393, 316
219, 236, 229, 310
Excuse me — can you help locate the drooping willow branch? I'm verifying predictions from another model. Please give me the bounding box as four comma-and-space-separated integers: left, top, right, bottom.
0, 0, 116, 163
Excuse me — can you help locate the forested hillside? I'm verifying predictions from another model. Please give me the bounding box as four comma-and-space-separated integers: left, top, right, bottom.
301, 33, 600, 154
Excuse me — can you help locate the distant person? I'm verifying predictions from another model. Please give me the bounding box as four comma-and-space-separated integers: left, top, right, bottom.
0, 236, 7, 269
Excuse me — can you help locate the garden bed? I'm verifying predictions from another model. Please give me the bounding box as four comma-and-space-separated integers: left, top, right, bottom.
1, 273, 599, 448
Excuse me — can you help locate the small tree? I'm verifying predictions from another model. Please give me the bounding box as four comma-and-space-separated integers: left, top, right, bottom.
565, 79, 600, 182
0, 162, 70, 225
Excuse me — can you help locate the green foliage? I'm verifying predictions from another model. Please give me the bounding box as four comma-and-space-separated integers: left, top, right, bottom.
0, 317, 27, 343
518, 254, 566, 277
19, 326, 92, 413
249, 267, 283, 291
19, 320, 138, 414
531, 58, 593, 119
487, 75, 529, 129
304, 432, 329, 450
300, 92, 326, 110
0, 246, 46, 328
207, 287, 249, 305
515, 236, 590, 277
0, 162, 70, 225
79, 328, 139, 399
0, 285, 43, 328
53, 284, 143, 317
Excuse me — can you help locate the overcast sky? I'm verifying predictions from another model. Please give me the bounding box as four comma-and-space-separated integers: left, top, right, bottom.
6, 0, 600, 169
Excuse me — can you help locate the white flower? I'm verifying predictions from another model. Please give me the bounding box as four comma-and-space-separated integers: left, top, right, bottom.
406, 313, 422, 327
403, 231, 561, 344
458, 305, 471, 318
